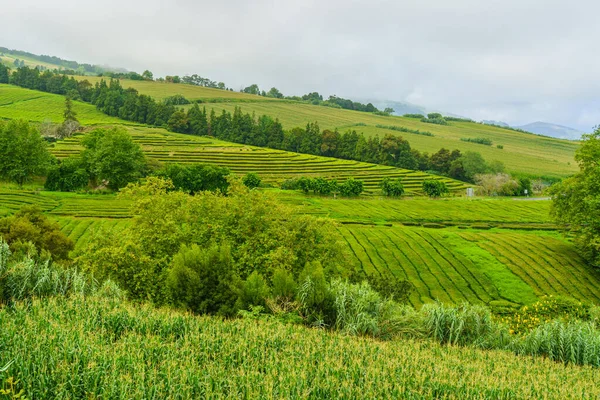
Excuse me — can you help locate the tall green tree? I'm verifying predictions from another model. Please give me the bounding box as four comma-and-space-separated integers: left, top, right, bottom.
81, 127, 146, 190
550, 128, 600, 267
63, 96, 78, 122
0, 120, 53, 186
0, 63, 9, 84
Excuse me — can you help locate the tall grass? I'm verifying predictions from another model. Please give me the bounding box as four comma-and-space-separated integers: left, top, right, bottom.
2, 295, 600, 399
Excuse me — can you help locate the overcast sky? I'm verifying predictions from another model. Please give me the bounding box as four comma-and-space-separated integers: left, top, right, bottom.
3, 0, 600, 131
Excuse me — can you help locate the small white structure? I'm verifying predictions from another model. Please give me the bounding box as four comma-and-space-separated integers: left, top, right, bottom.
466, 187, 475, 197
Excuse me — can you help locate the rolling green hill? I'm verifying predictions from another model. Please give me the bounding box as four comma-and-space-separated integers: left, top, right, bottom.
0, 84, 134, 125
51, 126, 466, 195
70, 76, 580, 178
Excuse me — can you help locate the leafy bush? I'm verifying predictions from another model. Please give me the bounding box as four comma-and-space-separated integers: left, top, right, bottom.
421, 114, 448, 125
461, 137, 493, 146
0, 206, 73, 260
422, 302, 507, 348
402, 114, 425, 119
475, 173, 519, 196
339, 178, 364, 197
44, 156, 89, 192
422, 180, 449, 198
381, 177, 404, 197
375, 124, 434, 137
242, 172, 261, 189
155, 163, 230, 194
166, 243, 239, 316
163, 94, 191, 105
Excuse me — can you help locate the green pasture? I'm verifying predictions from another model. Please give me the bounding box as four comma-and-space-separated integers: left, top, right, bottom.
75, 76, 276, 102
281, 193, 552, 224
0, 84, 132, 125
201, 102, 579, 178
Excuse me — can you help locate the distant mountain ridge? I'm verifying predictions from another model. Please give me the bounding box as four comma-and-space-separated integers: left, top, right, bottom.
514, 122, 585, 141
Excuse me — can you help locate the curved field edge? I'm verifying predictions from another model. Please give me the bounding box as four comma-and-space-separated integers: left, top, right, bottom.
338, 225, 600, 307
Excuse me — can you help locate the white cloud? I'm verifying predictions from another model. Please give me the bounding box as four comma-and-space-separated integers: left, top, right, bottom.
2, 0, 599, 130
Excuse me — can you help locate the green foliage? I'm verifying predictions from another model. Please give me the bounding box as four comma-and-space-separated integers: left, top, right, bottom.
402, 113, 425, 119
80, 178, 347, 306
44, 157, 89, 192
422, 180, 449, 197
242, 172, 261, 189
0, 206, 73, 260
421, 114, 448, 125
0, 120, 53, 186
163, 94, 190, 105
339, 178, 364, 197
422, 302, 506, 348
375, 124, 434, 137
0, 63, 9, 84
381, 177, 404, 197
0, 238, 104, 303
461, 137, 493, 146
271, 268, 297, 301
515, 320, 600, 367
81, 127, 146, 190
550, 128, 600, 267
237, 271, 270, 310
154, 163, 230, 194
166, 243, 239, 316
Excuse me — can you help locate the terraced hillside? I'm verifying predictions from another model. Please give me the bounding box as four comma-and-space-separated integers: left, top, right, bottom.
340, 224, 600, 308
0, 84, 132, 125
70, 76, 579, 178
2, 185, 597, 309
51, 126, 466, 195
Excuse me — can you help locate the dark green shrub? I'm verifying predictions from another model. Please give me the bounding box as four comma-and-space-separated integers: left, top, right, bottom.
381, 177, 404, 197
339, 178, 363, 197
422, 180, 449, 198
44, 157, 89, 192
242, 172, 261, 189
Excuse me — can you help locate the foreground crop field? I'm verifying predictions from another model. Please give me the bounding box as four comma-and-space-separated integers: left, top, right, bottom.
339, 224, 600, 307
51, 126, 465, 194
1, 295, 599, 399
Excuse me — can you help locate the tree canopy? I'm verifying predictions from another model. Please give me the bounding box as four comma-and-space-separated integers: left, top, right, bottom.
0, 120, 54, 186
550, 128, 600, 267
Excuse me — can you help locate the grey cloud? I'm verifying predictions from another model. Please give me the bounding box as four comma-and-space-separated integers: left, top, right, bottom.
3, 0, 599, 131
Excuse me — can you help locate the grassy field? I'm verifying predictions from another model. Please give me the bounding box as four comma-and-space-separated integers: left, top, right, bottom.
67, 76, 579, 177
200, 102, 578, 178
0, 84, 132, 125
2, 295, 599, 399
2, 82, 579, 178
77, 76, 276, 102
3, 185, 597, 310
282, 193, 553, 224
51, 126, 466, 195
339, 224, 600, 307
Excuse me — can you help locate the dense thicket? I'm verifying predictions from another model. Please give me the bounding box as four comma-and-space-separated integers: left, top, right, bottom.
78, 178, 353, 310
550, 128, 600, 267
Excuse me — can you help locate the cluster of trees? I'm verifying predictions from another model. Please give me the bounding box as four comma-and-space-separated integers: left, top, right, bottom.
550, 128, 600, 267
0, 63, 8, 83
420, 113, 448, 125
461, 137, 493, 146
78, 178, 355, 314
281, 177, 364, 196
474, 173, 531, 196
0, 206, 74, 260
6, 68, 511, 186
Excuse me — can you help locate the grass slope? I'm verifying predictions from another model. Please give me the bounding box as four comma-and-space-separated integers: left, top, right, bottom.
2, 295, 599, 399
68, 76, 578, 178
0, 84, 132, 125
339, 224, 600, 307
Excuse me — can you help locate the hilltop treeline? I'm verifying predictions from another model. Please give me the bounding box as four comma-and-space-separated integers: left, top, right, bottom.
6, 67, 509, 182
0, 46, 113, 74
